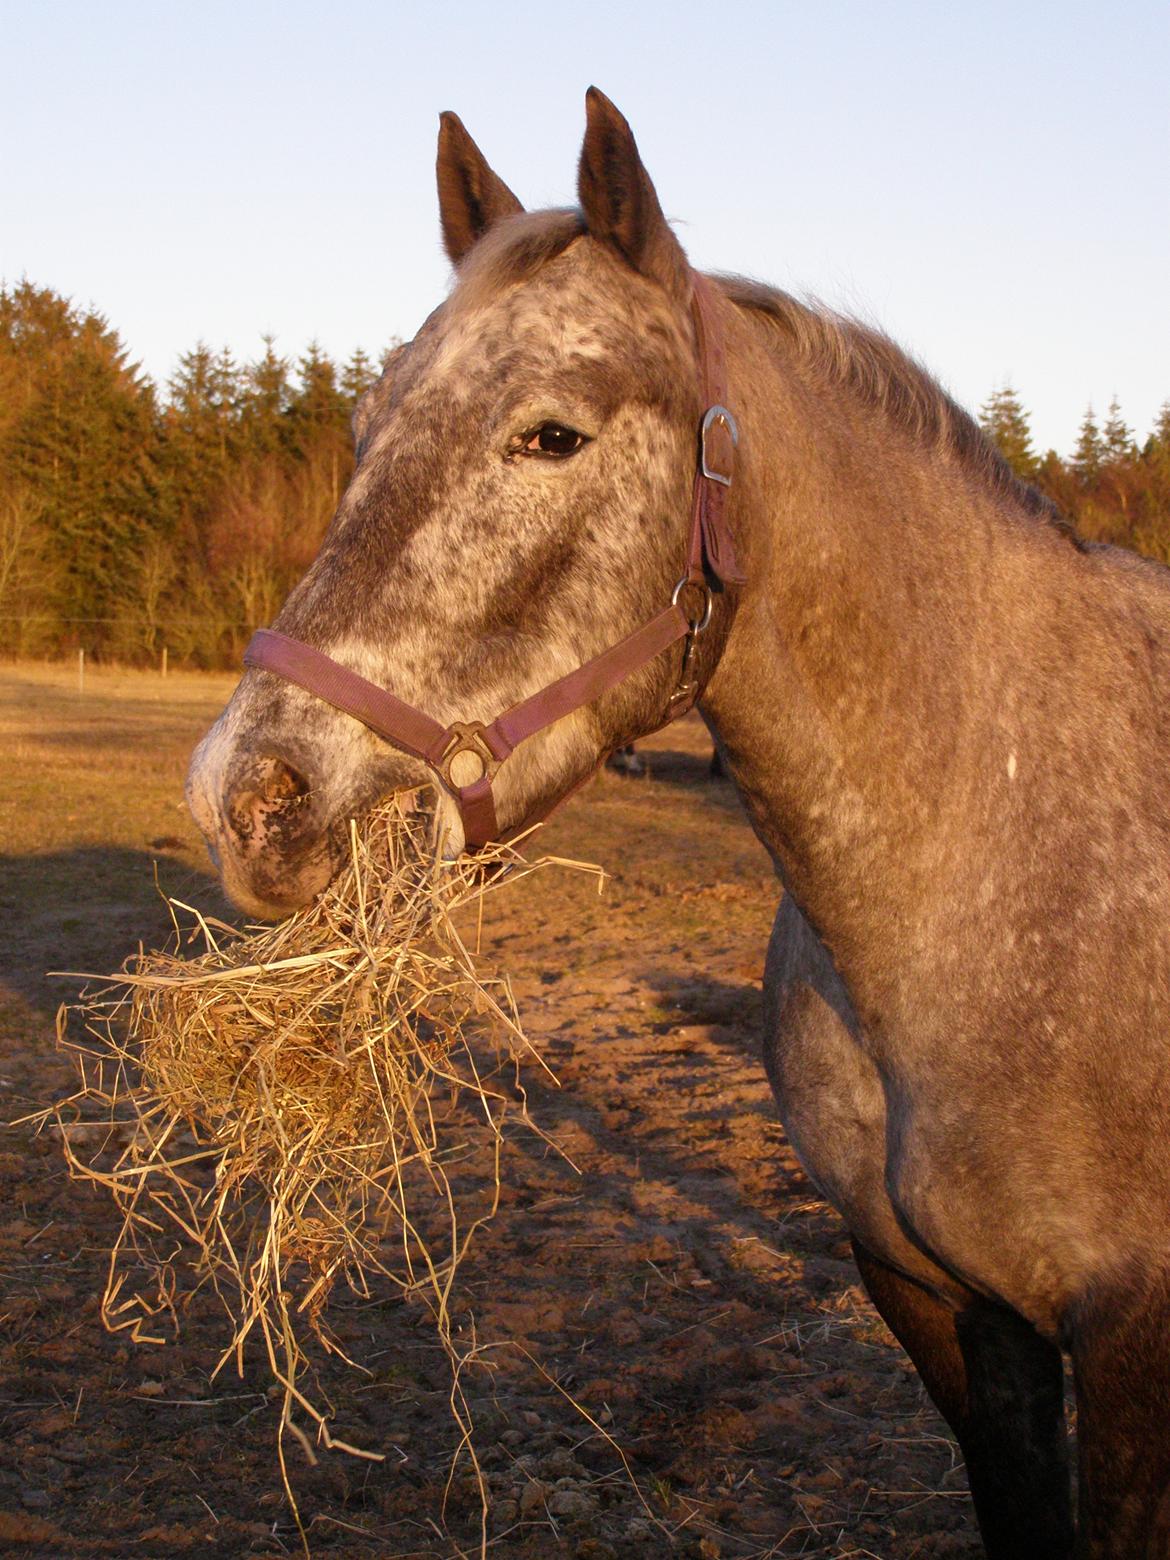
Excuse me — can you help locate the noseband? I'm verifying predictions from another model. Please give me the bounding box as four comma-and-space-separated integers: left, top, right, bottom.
242, 271, 744, 848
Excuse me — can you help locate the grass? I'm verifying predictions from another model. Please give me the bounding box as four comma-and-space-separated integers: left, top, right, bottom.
0, 663, 240, 1040
0, 660, 238, 855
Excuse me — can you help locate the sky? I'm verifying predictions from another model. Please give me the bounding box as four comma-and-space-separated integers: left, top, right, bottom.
3, 0, 1167, 457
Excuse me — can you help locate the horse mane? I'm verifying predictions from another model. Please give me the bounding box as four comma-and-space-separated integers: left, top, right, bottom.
716, 273, 1081, 545
456, 212, 1079, 548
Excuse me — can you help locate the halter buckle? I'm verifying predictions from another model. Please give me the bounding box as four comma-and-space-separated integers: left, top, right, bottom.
438, 722, 500, 791
700, 405, 738, 487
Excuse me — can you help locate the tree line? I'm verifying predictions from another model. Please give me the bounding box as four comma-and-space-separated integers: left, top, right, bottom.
980, 385, 1170, 561
0, 281, 385, 665
2, 280, 1169, 667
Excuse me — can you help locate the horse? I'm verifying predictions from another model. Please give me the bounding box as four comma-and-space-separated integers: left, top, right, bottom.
186, 89, 1170, 1558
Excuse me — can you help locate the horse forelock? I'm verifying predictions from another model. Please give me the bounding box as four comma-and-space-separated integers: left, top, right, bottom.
451, 208, 587, 311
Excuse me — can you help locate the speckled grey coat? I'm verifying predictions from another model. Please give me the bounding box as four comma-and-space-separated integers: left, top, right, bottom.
188, 91, 1170, 1560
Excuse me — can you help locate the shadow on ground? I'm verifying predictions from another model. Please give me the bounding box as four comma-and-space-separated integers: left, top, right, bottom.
610, 744, 736, 792
0, 845, 237, 1020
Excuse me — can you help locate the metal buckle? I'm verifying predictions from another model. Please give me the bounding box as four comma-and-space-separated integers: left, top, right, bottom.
437, 722, 500, 791
700, 405, 738, 487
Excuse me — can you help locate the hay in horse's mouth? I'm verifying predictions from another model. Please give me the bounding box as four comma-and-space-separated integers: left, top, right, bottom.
27, 792, 602, 1505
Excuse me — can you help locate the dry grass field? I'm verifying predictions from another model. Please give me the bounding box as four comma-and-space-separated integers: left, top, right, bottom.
0, 662, 981, 1558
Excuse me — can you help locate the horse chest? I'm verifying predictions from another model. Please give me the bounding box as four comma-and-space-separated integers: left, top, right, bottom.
761, 893, 1147, 1328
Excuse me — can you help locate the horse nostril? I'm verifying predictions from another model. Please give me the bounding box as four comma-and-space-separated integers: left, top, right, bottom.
257, 757, 311, 806
225, 755, 315, 847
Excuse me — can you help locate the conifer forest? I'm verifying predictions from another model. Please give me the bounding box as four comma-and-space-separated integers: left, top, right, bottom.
2, 280, 1168, 668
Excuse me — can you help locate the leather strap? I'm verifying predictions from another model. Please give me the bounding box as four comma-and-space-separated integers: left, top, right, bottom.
244, 629, 451, 767
486, 602, 689, 754
453, 773, 498, 846
244, 602, 693, 846
689, 273, 744, 587
241, 269, 743, 848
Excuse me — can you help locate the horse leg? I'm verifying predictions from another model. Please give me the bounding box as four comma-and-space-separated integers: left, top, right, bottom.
1070, 1270, 1170, 1558
852, 1240, 1073, 1559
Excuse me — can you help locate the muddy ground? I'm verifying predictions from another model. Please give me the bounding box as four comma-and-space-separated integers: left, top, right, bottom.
0, 664, 981, 1558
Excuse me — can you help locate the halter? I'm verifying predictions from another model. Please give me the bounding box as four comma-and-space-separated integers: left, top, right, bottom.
242, 271, 744, 847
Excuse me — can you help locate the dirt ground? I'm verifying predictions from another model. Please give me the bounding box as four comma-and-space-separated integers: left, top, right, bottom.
0, 663, 982, 1559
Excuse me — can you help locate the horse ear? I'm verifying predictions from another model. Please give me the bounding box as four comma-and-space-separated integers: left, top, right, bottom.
436, 112, 524, 265
577, 87, 690, 300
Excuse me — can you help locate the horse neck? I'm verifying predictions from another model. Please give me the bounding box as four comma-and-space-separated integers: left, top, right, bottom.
703, 313, 1080, 985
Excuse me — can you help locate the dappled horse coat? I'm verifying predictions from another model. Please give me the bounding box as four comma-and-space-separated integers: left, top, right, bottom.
188, 91, 1170, 1559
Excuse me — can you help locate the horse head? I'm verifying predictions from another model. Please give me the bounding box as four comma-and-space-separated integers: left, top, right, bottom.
187, 90, 743, 916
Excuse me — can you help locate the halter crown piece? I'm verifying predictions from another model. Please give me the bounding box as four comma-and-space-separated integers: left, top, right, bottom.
242, 271, 744, 847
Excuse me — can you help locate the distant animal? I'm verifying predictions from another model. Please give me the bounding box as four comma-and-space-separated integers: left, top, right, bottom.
187, 89, 1170, 1558
606, 743, 645, 776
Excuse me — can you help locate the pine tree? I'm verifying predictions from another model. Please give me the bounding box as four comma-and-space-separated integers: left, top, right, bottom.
166, 342, 240, 468
241, 336, 291, 458
1141, 401, 1170, 466
1102, 396, 1134, 463
288, 343, 348, 446
1143, 401, 1170, 510
1072, 406, 1104, 483
979, 385, 1037, 479
287, 344, 353, 521
0, 285, 401, 662
161, 343, 242, 513
0, 282, 159, 642
341, 347, 378, 405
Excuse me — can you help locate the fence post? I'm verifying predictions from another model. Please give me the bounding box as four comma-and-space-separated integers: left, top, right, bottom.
77, 647, 85, 694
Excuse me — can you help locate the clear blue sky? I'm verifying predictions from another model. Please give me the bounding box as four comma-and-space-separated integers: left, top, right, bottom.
3, 0, 1167, 456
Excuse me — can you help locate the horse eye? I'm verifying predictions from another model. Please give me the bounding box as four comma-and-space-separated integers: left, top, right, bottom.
523, 423, 588, 458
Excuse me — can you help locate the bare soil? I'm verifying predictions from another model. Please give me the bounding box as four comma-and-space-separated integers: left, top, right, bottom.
0, 663, 981, 1558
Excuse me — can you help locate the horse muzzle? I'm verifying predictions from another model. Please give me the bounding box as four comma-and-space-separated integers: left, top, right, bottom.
186, 734, 347, 919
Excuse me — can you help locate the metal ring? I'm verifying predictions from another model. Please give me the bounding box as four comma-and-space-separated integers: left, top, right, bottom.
671, 575, 714, 634
437, 722, 499, 790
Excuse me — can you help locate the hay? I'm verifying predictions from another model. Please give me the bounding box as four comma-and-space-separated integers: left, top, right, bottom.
32, 791, 601, 1507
